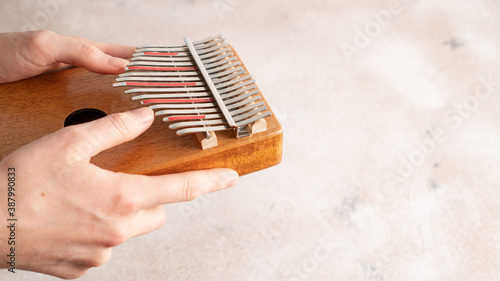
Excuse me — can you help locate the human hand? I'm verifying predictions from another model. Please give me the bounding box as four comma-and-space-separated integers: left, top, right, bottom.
0, 30, 135, 83
0, 107, 239, 279
0, 30, 239, 279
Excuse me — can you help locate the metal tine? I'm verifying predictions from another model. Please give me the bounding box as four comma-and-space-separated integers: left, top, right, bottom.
133, 42, 229, 58
130, 55, 193, 62
204, 57, 238, 69
209, 67, 244, 79
132, 47, 231, 62
233, 106, 268, 122
136, 35, 224, 49
119, 71, 199, 77
227, 96, 261, 110
218, 79, 256, 94
235, 111, 272, 127
220, 84, 257, 99
212, 70, 246, 84
164, 113, 224, 122
201, 52, 233, 64
132, 92, 211, 100
124, 87, 207, 94
147, 103, 217, 109
133, 51, 190, 57
169, 119, 226, 129
117, 76, 202, 82
199, 48, 232, 60
121, 64, 242, 78
197, 43, 229, 56
128, 61, 194, 67
133, 44, 229, 60
113, 81, 205, 87
223, 90, 259, 106
166, 101, 267, 129
168, 105, 268, 129
184, 36, 235, 128
229, 101, 266, 116
193, 37, 227, 50
215, 75, 253, 90
176, 125, 231, 136
155, 108, 220, 116
136, 37, 225, 53
206, 61, 242, 74
135, 47, 189, 52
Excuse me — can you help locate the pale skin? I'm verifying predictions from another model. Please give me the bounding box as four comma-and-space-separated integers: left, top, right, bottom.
0, 31, 239, 279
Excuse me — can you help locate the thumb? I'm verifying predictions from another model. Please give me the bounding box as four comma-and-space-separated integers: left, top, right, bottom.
52, 33, 130, 74
67, 107, 154, 161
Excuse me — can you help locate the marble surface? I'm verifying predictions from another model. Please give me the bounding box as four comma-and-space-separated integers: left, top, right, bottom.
1, 0, 500, 280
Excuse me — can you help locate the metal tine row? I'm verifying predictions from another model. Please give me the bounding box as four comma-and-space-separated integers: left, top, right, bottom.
117, 68, 246, 84
127, 51, 234, 68
116, 34, 271, 136
148, 90, 261, 109
141, 89, 259, 104
156, 96, 267, 129
169, 100, 266, 124
169, 105, 269, 129
162, 101, 266, 121
144, 85, 258, 110
118, 65, 243, 78
130, 38, 227, 66
117, 55, 243, 84
131, 45, 230, 61
114, 71, 250, 89
119, 72, 255, 95
141, 90, 261, 125
150, 87, 259, 114
136, 35, 225, 51
118, 65, 242, 80
175, 111, 271, 135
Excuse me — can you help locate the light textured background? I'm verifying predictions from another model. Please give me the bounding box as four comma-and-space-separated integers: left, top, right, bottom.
2, 0, 500, 280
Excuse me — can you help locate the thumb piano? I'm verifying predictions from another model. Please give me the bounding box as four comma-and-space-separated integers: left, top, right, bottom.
0, 35, 283, 176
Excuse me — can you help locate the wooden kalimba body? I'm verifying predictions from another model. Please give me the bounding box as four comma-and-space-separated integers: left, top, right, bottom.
0, 35, 282, 176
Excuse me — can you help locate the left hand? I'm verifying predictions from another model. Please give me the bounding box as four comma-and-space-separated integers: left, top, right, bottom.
0, 30, 135, 83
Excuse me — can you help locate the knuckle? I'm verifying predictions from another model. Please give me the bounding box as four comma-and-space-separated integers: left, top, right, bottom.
89, 248, 112, 267
62, 126, 86, 142
78, 42, 101, 59
28, 30, 55, 47
105, 225, 128, 247
56, 127, 90, 160
213, 174, 225, 192
182, 177, 200, 201
105, 113, 131, 138
111, 191, 138, 216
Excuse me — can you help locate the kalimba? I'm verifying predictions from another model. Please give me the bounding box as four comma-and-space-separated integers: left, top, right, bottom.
0, 35, 282, 176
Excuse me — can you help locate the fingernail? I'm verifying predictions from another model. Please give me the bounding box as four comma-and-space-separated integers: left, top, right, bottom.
108, 56, 129, 68
131, 107, 154, 124
226, 170, 239, 188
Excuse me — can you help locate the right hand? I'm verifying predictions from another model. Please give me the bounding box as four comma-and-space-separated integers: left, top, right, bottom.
0, 107, 239, 279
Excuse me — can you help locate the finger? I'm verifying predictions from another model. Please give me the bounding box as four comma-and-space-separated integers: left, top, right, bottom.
87, 41, 135, 59
66, 35, 135, 59
49, 33, 131, 74
66, 107, 154, 161
113, 168, 239, 209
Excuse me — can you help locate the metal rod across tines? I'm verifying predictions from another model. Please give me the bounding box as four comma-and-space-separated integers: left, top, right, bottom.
183, 36, 237, 128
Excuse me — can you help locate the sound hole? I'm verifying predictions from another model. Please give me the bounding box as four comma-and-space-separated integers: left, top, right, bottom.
64, 108, 107, 127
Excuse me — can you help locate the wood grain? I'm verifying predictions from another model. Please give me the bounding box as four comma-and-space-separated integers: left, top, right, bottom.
0, 59, 282, 176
